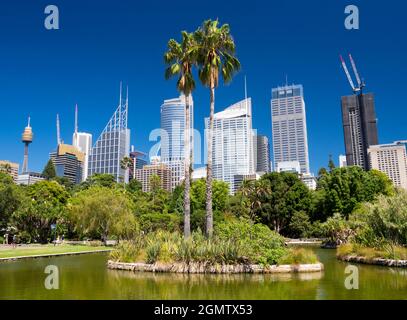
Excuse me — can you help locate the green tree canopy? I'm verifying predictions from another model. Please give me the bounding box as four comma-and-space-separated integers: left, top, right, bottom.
11, 180, 70, 243
69, 186, 138, 241
42, 159, 56, 180
0, 173, 24, 232
315, 166, 394, 220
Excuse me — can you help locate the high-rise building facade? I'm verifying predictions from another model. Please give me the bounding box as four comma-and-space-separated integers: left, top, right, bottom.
0, 160, 19, 182
339, 154, 347, 168
341, 93, 378, 170
160, 95, 193, 190
50, 144, 84, 185
129, 150, 148, 180
73, 132, 92, 182
88, 86, 130, 183
254, 135, 271, 173
206, 98, 255, 194
72, 105, 92, 182
135, 163, 172, 192
271, 84, 310, 174
16, 172, 45, 185
368, 141, 407, 190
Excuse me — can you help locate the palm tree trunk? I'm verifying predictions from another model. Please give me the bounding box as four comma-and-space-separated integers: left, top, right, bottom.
205, 86, 215, 238
184, 95, 191, 239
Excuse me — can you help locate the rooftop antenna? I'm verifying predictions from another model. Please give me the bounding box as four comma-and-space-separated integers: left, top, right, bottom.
244, 75, 249, 116
244, 75, 248, 100
119, 81, 123, 104
56, 114, 61, 145
285, 74, 288, 87
74, 104, 78, 133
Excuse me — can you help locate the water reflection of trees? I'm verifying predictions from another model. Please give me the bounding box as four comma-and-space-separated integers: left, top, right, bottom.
106, 269, 323, 300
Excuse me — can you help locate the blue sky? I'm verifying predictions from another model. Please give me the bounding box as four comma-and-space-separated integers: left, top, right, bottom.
0, 0, 406, 174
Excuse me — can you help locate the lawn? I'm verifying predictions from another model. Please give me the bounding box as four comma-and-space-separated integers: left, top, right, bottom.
0, 244, 112, 259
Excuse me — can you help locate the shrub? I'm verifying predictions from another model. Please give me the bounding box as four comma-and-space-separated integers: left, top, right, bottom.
139, 213, 181, 233
110, 239, 144, 262
110, 220, 318, 266
216, 218, 287, 264
337, 242, 407, 261
363, 191, 407, 245
321, 213, 355, 245
278, 248, 318, 265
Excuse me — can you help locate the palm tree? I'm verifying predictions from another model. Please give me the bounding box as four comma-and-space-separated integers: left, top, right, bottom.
120, 156, 133, 184
164, 31, 198, 239
195, 19, 240, 237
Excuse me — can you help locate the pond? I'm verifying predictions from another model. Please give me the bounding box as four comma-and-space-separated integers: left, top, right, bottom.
0, 248, 406, 299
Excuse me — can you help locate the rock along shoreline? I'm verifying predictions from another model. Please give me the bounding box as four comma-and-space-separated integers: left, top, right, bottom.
107, 260, 324, 274
338, 255, 407, 268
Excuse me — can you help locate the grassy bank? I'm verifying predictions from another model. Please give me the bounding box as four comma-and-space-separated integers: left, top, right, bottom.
0, 244, 111, 259
337, 243, 407, 261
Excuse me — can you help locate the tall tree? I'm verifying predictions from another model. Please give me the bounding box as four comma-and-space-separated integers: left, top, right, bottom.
328, 154, 336, 172
164, 31, 198, 238
42, 159, 56, 180
195, 19, 240, 237
120, 156, 133, 184
69, 186, 137, 242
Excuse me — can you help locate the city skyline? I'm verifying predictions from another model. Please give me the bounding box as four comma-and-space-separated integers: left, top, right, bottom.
1, 1, 406, 175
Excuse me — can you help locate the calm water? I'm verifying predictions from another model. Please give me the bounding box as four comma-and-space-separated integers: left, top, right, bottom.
0, 248, 406, 300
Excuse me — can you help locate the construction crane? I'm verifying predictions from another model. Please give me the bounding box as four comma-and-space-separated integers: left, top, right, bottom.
340, 54, 365, 93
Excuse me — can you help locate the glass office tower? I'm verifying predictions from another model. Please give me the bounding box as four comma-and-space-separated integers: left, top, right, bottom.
88, 86, 130, 183
271, 84, 310, 174
206, 98, 255, 194
160, 95, 193, 190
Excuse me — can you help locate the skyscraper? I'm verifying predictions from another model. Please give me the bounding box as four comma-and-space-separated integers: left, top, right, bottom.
160, 95, 193, 190
271, 84, 310, 174
88, 85, 130, 183
72, 105, 92, 182
206, 98, 255, 194
368, 141, 407, 190
339, 54, 379, 171
341, 93, 378, 170
50, 144, 84, 185
254, 135, 271, 173
129, 149, 148, 180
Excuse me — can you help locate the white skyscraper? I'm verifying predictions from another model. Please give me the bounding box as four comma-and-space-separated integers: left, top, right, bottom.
72, 105, 92, 182
368, 141, 407, 190
271, 84, 310, 174
160, 95, 193, 190
339, 154, 347, 168
206, 98, 255, 194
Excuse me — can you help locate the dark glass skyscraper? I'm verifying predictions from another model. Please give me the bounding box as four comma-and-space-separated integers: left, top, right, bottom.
254, 135, 271, 173
341, 92, 378, 170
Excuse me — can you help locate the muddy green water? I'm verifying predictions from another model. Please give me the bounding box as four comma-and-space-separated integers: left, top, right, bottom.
0, 248, 406, 299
